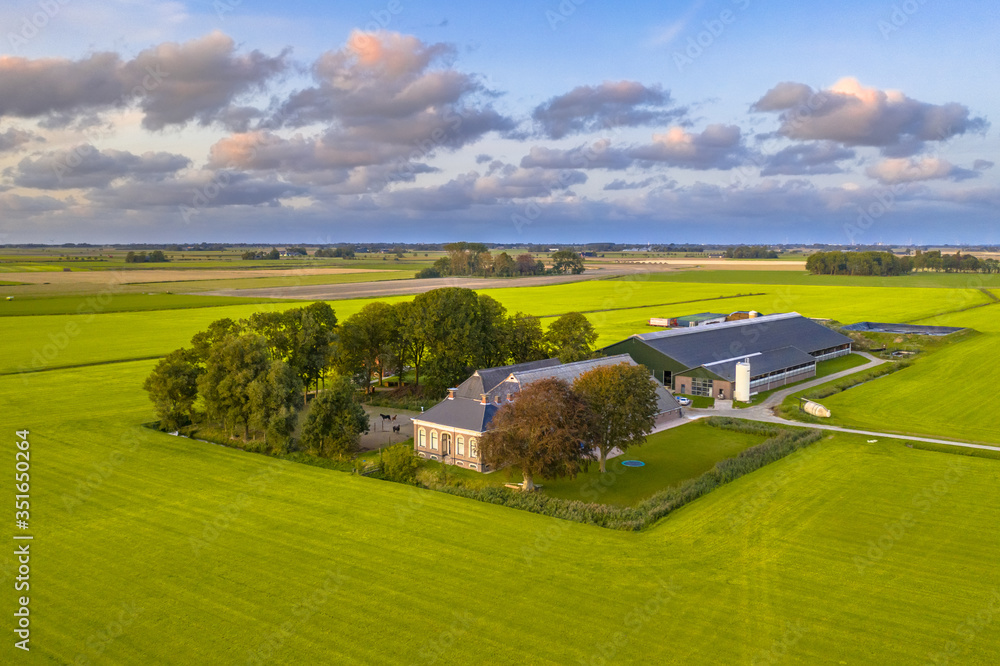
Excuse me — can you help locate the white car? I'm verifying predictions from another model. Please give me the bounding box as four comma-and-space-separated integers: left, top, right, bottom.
675, 396, 692, 406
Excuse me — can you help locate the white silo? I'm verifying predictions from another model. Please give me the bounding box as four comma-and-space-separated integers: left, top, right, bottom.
735, 359, 751, 402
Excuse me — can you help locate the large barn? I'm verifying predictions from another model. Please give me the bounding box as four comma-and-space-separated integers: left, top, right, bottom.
410, 356, 682, 471
602, 312, 852, 400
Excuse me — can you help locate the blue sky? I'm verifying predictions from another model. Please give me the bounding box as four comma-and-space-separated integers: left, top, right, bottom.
0, 0, 996, 244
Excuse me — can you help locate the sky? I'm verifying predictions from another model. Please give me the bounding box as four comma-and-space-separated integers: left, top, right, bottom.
0, 0, 997, 244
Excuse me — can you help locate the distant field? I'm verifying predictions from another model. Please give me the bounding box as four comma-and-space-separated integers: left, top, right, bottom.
632, 270, 1000, 289
803, 303, 1000, 444
2, 360, 998, 663
0, 293, 293, 317
2, 280, 990, 373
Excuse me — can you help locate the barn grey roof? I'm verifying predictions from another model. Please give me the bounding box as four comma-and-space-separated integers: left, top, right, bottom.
454, 358, 561, 399
624, 313, 850, 368
684, 345, 816, 382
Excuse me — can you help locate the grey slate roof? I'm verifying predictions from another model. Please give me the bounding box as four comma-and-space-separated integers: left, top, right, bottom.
454, 358, 561, 399
416, 396, 497, 433
415, 355, 680, 432
688, 345, 816, 382
628, 312, 850, 368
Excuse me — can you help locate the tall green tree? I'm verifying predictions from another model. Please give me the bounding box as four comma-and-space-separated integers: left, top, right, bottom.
248, 359, 303, 451
508, 313, 549, 363
397, 301, 427, 386
545, 312, 598, 363
550, 250, 585, 275
198, 333, 270, 440
478, 378, 589, 491
337, 302, 393, 393
143, 348, 203, 430
574, 363, 658, 473
473, 294, 512, 369
299, 375, 369, 458
492, 252, 516, 277
412, 287, 481, 392
190, 317, 244, 362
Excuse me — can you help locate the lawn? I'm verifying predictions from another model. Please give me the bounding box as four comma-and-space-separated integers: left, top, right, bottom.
2, 358, 999, 663
540, 421, 767, 505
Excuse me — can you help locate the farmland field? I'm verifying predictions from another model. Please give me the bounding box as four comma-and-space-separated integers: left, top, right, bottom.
3, 270, 1000, 664
2, 357, 999, 664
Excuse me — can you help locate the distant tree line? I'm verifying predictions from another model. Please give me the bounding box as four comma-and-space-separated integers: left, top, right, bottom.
725, 246, 778, 259
912, 250, 1000, 273
315, 246, 355, 258
416, 243, 583, 279
807, 250, 1000, 276
806, 250, 912, 276
242, 248, 280, 260
125, 250, 169, 263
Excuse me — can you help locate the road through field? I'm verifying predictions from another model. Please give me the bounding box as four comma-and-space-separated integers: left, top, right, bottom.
196, 265, 652, 299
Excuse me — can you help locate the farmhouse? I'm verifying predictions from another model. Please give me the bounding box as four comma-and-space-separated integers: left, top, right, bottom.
411, 356, 682, 471
603, 312, 852, 400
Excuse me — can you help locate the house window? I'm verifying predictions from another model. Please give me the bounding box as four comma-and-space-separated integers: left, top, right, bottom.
470, 438, 478, 458
418, 428, 425, 448
441, 433, 451, 454
457, 436, 465, 456
469, 463, 477, 471
430, 431, 438, 450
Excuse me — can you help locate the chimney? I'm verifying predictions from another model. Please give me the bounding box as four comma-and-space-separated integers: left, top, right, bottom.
480, 393, 488, 405
447, 388, 457, 400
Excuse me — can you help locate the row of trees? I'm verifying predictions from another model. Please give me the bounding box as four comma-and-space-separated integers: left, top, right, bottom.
912, 250, 1000, 273
242, 248, 281, 260
480, 363, 659, 490
125, 250, 168, 263
725, 246, 778, 259
806, 250, 914, 276
335, 288, 600, 394
143, 302, 363, 454
417, 243, 584, 278
315, 246, 355, 258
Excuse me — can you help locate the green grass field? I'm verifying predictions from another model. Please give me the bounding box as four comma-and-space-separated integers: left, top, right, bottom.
633, 269, 1000, 289
2, 359, 999, 663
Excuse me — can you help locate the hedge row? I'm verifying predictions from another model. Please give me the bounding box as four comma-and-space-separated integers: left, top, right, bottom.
428, 418, 823, 531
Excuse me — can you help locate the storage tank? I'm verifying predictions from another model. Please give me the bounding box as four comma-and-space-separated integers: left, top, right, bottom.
802, 400, 831, 418
749, 310, 759, 318
734, 359, 751, 402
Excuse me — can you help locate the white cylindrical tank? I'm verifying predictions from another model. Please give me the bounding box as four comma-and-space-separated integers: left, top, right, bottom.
802, 400, 831, 418
734, 360, 751, 402
749, 310, 759, 318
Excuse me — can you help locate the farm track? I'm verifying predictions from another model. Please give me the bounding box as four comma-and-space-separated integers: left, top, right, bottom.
193, 266, 656, 300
